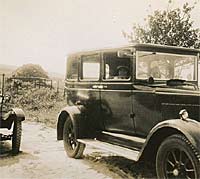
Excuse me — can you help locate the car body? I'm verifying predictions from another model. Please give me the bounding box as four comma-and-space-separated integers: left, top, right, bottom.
57, 43, 200, 178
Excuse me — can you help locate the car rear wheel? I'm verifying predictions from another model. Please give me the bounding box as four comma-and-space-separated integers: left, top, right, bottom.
156, 134, 200, 179
12, 120, 22, 154
63, 117, 85, 159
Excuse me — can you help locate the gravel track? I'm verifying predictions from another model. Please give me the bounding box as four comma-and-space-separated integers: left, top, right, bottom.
0, 121, 156, 179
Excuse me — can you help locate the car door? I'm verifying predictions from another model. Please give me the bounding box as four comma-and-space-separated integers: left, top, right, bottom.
132, 50, 161, 137
100, 51, 135, 135
77, 53, 103, 131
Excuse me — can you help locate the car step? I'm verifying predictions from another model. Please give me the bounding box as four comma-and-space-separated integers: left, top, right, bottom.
97, 131, 146, 150
77, 138, 140, 161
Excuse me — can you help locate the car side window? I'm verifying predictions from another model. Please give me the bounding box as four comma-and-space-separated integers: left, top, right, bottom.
66, 56, 78, 81
81, 54, 100, 80
103, 52, 131, 80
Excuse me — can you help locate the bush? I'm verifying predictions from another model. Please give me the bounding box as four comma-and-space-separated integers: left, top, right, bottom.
13, 64, 49, 78
12, 88, 62, 111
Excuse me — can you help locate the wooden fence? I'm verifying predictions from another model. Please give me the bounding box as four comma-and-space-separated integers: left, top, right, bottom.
0, 74, 65, 95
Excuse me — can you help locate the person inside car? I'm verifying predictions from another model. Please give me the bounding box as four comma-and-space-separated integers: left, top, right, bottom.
149, 61, 161, 78
115, 66, 130, 79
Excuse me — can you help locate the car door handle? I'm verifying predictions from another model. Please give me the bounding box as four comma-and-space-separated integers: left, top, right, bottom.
92, 85, 107, 89
98, 85, 108, 89
92, 85, 99, 89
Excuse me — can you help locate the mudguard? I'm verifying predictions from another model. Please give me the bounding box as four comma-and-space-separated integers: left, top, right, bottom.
57, 105, 87, 140
139, 118, 200, 160
0, 108, 25, 129
12, 108, 25, 121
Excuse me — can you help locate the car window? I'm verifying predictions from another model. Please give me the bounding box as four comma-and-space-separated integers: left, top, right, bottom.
81, 54, 100, 80
103, 52, 131, 81
66, 56, 78, 81
136, 51, 197, 81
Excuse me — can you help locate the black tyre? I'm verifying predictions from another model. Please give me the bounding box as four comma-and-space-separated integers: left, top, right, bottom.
63, 117, 85, 159
156, 134, 200, 179
12, 120, 22, 154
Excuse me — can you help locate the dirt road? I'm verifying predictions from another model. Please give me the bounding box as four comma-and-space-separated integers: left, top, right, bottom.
0, 122, 156, 179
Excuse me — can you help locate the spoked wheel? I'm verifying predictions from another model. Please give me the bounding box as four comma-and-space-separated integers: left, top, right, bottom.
12, 120, 22, 154
63, 117, 85, 159
156, 134, 200, 179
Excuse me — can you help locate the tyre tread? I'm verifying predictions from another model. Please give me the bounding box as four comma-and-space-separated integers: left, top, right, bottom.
174, 134, 200, 162
63, 117, 85, 159
12, 120, 22, 154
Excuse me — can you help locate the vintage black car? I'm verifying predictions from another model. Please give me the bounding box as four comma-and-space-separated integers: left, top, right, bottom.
57, 43, 200, 178
0, 74, 25, 154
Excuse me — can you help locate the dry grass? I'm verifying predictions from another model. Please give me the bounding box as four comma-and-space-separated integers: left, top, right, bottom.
7, 87, 66, 128
24, 100, 66, 128
84, 152, 156, 179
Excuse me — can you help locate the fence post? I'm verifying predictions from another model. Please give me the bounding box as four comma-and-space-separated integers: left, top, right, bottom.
57, 80, 59, 93
1, 74, 5, 95
1, 74, 5, 112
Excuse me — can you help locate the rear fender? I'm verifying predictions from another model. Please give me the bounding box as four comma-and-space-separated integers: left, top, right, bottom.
57, 105, 86, 140
139, 119, 200, 161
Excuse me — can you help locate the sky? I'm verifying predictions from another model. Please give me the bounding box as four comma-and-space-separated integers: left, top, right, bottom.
0, 0, 200, 74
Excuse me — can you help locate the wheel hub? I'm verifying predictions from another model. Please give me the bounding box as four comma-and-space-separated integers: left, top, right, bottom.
173, 168, 179, 176
172, 162, 187, 177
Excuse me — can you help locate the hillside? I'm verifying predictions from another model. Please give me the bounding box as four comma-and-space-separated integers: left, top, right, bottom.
0, 64, 64, 80
0, 64, 17, 75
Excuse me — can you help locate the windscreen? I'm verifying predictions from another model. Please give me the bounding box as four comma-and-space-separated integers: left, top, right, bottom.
136, 51, 197, 81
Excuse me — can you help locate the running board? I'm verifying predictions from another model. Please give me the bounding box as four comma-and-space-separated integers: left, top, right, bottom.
77, 139, 140, 161
97, 131, 145, 150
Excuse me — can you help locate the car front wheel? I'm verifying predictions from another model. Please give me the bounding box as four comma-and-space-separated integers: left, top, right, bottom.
156, 134, 200, 179
63, 117, 85, 159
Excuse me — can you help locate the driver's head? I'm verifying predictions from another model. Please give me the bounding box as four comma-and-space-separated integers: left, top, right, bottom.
117, 66, 129, 78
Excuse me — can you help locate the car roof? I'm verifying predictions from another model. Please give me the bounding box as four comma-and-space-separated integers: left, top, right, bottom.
67, 43, 200, 57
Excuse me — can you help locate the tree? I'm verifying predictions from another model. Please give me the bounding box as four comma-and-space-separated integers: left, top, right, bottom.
13, 64, 49, 78
123, 2, 200, 48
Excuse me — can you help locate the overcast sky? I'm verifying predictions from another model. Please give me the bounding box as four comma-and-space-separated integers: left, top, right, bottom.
1, 0, 199, 74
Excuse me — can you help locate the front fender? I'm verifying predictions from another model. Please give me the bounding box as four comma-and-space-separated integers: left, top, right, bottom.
0, 108, 25, 129
139, 119, 200, 160
57, 105, 86, 140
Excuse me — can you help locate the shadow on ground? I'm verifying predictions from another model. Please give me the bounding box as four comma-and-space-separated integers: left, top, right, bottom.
0, 141, 12, 156
0, 141, 37, 167
84, 152, 156, 179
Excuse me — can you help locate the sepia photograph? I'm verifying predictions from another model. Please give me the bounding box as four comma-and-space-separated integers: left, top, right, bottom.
0, 0, 200, 178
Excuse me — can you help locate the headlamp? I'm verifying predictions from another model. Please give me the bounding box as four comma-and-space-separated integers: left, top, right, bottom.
179, 109, 189, 120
